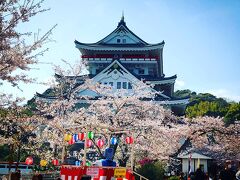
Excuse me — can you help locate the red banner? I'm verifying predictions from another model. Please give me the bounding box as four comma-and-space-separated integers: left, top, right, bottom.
60, 166, 135, 180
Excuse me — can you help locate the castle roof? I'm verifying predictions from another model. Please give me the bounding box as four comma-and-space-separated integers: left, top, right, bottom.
54, 73, 93, 80
75, 16, 164, 51
54, 64, 176, 83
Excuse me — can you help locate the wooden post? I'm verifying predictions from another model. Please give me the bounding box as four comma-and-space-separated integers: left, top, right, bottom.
130, 145, 134, 170
61, 141, 65, 164
131, 133, 135, 170
107, 134, 111, 147
83, 127, 88, 166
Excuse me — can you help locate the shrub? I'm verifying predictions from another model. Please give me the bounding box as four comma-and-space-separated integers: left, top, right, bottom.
169, 176, 180, 180
136, 160, 165, 180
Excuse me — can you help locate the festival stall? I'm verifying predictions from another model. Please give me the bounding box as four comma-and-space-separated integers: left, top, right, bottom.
60, 166, 135, 180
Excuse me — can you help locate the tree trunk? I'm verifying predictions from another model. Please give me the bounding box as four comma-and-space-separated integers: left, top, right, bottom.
118, 157, 129, 167
61, 144, 65, 164
16, 145, 21, 171
8, 144, 13, 173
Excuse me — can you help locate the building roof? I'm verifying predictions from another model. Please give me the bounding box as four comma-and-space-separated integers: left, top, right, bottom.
35, 92, 58, 99
54, 73, 92, 81
74, 40, 165, 51
97, 15, 149, 45
141, 75, 177, 83
54, 71, 176, 83
74, 16, 164, 51
154, 98, 189, 105
178, 152, 212, 160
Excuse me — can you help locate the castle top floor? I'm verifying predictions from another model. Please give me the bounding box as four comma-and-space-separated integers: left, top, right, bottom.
75, 16, 165, 77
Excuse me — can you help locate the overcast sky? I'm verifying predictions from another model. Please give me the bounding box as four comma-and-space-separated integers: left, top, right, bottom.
2, 0, 240, 102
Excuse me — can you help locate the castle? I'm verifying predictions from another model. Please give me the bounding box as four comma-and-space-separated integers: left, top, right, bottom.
36, 16, 188, 115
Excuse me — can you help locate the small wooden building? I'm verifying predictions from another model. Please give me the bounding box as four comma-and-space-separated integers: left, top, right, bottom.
178, 152, 212, 173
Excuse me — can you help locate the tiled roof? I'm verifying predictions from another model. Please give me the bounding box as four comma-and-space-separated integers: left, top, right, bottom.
74, 40, 165, 48
136, 74, 177, 81
74, 17, 164, 49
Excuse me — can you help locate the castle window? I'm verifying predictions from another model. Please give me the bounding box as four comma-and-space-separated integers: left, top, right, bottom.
138, 69, 145, 74
91, 68, 96, 75
123, 82, 127, 89
128, 82, 133, 89
114, 54, 119, 59
109, 82, 113, 86
117, 82, 121, 89
148, 68, 154, 76
123, 39, 126, 43
117, 39, 121, 43
96, 69, 101, 74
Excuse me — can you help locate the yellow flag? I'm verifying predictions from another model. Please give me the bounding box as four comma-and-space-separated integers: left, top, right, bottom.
197, 158, 200, 168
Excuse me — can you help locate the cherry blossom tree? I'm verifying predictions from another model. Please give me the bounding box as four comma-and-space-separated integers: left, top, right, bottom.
0, 105, 47, 169
34, 61, 87, 162
39, 78, 187, 166
73, 84, 240, 166
35, 63, 240, 168
0, 0, 56, 167
75, 95, 178, 166
0, 0, 55, 86
185, 116, 240, 162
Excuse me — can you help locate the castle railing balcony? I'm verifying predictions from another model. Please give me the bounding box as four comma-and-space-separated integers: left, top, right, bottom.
81, 55, 159, 61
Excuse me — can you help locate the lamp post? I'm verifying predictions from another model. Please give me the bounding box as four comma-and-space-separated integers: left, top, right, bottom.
126, 135, 134, 170
62, 133, 71, 163
83, 127, 88, 166
130, 135, 134, 170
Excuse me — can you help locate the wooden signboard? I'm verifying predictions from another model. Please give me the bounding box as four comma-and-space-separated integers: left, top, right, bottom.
114, 168, 126, 178
86, 167, 99, 178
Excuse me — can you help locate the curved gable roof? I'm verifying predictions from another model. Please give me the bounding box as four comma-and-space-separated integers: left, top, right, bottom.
95, 17, 148, 45
75, 17, 164, 48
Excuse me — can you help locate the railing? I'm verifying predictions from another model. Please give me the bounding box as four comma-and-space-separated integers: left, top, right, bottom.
21, 172, 60, 180
81, 55, 159, 61
82, 57, 158, 61
132, 171, 149, 180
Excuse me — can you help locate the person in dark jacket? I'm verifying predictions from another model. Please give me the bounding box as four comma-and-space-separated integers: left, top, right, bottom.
32, 174, 43, 180
219, 161, 236, 180
236, 161, 240, 180
195, 168, 205, 180
11, 170, 21, 180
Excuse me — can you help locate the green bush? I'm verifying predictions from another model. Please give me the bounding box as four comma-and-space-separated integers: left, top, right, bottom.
136, 161, 165, 180
169, 176, 179, 180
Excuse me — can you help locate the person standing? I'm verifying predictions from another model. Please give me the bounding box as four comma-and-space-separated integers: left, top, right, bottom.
179, 172, 185, 180
195, 168, 205, 180
10, 170, 21, 180
236, 162, 240, 180
219, 161, 235, 180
